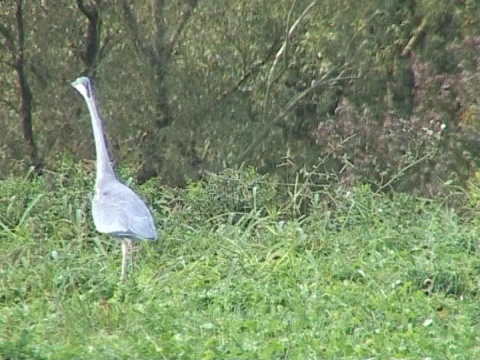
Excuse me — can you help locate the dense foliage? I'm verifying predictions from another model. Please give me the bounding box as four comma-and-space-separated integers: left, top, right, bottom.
0, 0, 479, 193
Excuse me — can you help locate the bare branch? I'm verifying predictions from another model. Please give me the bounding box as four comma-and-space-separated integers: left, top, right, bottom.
216, 63, 261, 102
401, 17, 428, 57
76, 0, 96, 21
235, 0, 322, 164
14, 0, 25, 63
264, 0, 318, 113
167, 1, 198, 56
14, 0, 42, 174
76, 0, 101, 74
217, 42, 278, 102
122, 0, 157, 64
151, 0, 165, 61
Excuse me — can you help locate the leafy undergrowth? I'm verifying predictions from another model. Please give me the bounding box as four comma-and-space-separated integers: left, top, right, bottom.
0, 165, 479, 359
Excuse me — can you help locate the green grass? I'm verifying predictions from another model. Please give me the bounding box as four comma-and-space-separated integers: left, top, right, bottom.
0, 166, 479, 359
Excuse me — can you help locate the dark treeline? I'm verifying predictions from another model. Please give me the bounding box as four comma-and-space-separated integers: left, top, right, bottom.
1, 0, 479, 195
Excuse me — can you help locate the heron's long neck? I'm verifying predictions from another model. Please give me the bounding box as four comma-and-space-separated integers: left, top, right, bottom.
84, 95, 115, 183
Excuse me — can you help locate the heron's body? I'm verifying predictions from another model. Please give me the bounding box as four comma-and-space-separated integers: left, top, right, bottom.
93, 175, 156, 240
71, 76, 157, 280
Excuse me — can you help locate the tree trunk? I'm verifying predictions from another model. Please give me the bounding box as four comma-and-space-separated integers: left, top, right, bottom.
15, 0, 42, 174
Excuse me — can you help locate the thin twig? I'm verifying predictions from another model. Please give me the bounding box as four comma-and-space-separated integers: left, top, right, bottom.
263, 0, 317, 114
375, 149, 436, 193
236, 0, 322, 164
122, 0, 156, 64
167, 1, 198, 56
217, 42, 278, 102
401, 17, 428, 57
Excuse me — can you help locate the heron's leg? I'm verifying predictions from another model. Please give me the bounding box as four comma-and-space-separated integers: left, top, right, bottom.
126, 238, 133, 273
121, 239, 128, 280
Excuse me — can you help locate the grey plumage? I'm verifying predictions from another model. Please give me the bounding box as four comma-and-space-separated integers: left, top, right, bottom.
71, 76, 157, 280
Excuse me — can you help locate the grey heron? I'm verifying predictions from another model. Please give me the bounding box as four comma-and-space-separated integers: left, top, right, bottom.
71, 76, 157, 280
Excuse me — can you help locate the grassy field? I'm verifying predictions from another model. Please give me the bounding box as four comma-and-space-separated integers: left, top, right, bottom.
0, 165, 479, 359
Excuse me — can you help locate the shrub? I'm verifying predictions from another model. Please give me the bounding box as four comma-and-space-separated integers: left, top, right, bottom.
314, 39, 480, 196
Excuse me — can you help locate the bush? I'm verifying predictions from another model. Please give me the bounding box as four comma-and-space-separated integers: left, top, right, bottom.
314, 44, 480, 196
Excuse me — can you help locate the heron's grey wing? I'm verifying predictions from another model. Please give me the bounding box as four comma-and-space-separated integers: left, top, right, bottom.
93, 182, 157, 240
121, 189, 157, 240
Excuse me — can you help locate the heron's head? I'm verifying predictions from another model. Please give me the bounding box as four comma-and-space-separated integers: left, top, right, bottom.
71, 76, 92, 99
